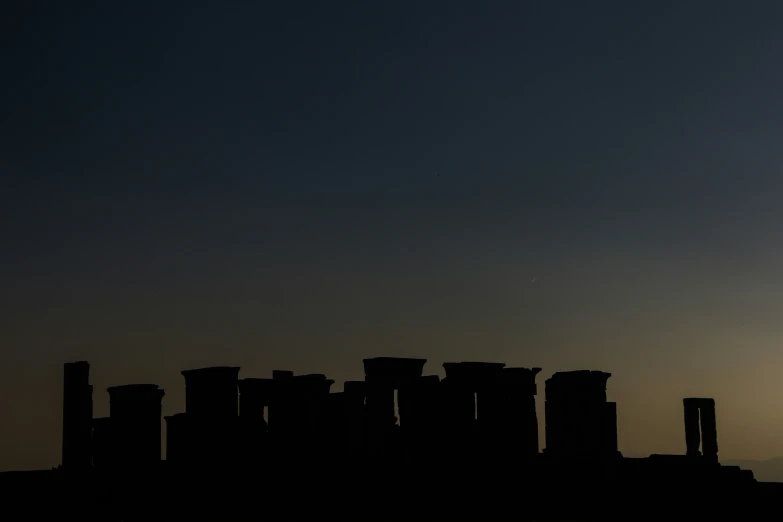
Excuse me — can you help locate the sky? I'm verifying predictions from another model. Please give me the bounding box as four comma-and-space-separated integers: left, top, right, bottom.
2, 0, 783, 471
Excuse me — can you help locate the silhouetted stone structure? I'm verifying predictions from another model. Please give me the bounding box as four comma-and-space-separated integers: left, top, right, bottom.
281, 374, 335, 462
441, 361, 506, 461
182, 366, 240, 418
339, 380, 368, 461
62, 361, 92, 470
267, 369, 293, 433
237, 378, 273, 421
91, 417, 111, 468
500, 367, 542, 457
684, 397, 718, 462
544, 370, 618, 458
363, 357, 426, 458
163, 413, 189, 465
236, 378, 272, 464
6, 358, 776, 520
106, 384, 165, 468
172, 366, 241, 466
398, 374, 441, 461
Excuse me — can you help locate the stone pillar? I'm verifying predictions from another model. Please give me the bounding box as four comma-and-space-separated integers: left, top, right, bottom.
91, 417, 111, 469
364, 376, 396, 457
398, 376, 440, 429
107, 384, 165, 468
181, 367, 240, 419
268, 370, 294, 433
238, 378, 274, 420
237, 378, 274, 465
698, 399, 718, 461
468, 363, 507, 426
441, 363, 477, 436
501, 367, 542, 457
544, 370, 612, 458
343, 381, 366, 412
165, 413, 190, 465
440, 376, 475, 443
293, 375, 334, 461
342, 381, 367, 460
683, 398, 701, 457
180, 366, 241, 466
398, 375, 441, 460
603, 402, 618, 455
363, 357, 427, 459
440, 362, 501, 463
365, 379, 395, 426
62, 361, 93, 470
294, 374, 334, 430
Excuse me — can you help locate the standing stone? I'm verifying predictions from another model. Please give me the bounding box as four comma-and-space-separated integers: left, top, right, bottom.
683, 398, 702, 457
62, 361, 93, 470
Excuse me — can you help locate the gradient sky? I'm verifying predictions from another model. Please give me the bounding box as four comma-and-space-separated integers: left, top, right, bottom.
3, 0, 783, 471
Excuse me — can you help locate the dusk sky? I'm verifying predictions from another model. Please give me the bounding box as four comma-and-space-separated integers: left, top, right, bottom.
3, 1, 783, 471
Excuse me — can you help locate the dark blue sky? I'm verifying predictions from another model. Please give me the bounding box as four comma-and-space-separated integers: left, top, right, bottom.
3, 1, 783, 470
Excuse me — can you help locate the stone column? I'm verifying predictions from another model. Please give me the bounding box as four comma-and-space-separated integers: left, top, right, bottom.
473, 367, 506, 426
342, 381, 367, 460
238, 378, 274, 420
343, 381, 367, 414
363, 357, 427, 459
293, 375, 334, 462
544, 370, 612, 458
364, 376, 395, 457
268, 370, 294, 433
502, 367, 542, 457
603, 402, 618, 455
180, 367, 240, 466
181, 367, 240, 418
398, 375, 441, 460
62, 361, 93, 470
294, 374, 334, 430
698, 399, 718, 461
398, 375, 440, 430
440, 377, 474, 434
165, 413, 190, 465
91, 417, 112, 469
237, 378, 274, 466
441, 363, 477, 434
683, 398, 701, 457
107, 384, 165, 469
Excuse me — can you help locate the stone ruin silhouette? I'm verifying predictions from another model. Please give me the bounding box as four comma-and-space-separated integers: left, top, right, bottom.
3, 356, 778, 520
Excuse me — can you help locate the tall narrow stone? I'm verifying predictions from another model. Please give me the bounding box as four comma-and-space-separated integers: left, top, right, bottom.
363, 357, 427, 458
181, 367, 240, 418
544, 370, 612, 458
107, 384, 165, 468
698, 399, 718, 461
62, 361, 93, 470
268, 370, 294, 432
441, 361, 506, 462
165, 413, 190, 465
342, 381, 367, 459
440, 376, 475, 434
398, 375, 441, 460
180, 366, 241, 466
603, 402, 618, 455
238, 378, 274, 420
683, 398, 701, 457
501, 367, 542, 457
91, 417, 111, 469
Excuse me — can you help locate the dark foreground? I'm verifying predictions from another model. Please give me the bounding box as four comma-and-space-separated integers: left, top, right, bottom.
2, 455, 780, 520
